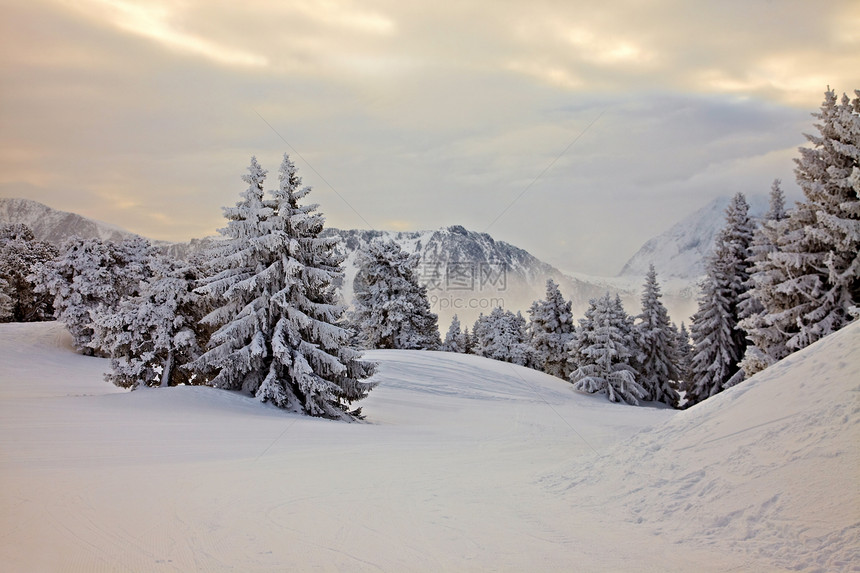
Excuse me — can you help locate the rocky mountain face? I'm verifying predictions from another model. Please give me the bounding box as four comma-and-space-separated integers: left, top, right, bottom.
0, 198, 141, 245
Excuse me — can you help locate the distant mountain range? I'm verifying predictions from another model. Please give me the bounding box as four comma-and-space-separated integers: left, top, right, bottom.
0, 198, 142, 244
1, 195, 773, 326
322, 226, 610, 329
619, 194, 771, 279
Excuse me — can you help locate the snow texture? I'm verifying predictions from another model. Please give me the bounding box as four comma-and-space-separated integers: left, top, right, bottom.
0, 320, 857, 571
551, 319, 860, 572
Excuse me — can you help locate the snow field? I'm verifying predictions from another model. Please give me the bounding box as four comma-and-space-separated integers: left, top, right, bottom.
1, 321, 857, 571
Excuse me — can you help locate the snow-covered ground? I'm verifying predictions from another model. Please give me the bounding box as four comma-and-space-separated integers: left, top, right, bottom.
1, 321, 857, 571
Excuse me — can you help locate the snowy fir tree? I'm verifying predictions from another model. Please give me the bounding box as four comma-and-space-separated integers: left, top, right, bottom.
351, 239, 440, 350
35, 235, 154, 355
462, 326, 474, 354
0, 278, 13, 321
189, 154, 376, 419
738, 179, 791, 376
743, 88, 859, 368
97, 256, 209, 389
634, 265, 680, 407
527, 279, 574, 379
688, 193, 755, 403
569, 293, 646, 405
472, 307, 532, 366
442, 314, 467, 353
674, 322, 693, 399
0, 223, 57, 322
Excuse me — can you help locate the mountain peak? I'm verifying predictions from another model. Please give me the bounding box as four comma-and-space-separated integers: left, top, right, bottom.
618, 194, 771, 279
0, 198, 140, 245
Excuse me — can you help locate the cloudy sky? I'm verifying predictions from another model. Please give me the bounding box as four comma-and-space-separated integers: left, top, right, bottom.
2, 0, 858, 275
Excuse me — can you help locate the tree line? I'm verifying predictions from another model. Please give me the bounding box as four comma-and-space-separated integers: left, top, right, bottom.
1, 88, 856, 416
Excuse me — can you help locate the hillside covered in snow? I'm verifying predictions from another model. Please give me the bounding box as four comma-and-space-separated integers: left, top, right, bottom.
0, 320, 856, 571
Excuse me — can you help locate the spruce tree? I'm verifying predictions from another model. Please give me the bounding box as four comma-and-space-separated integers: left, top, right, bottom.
634, 265, 680, 407
351, 239, 440, 350
0, 278, 12, 321
472, 307, 532, 365
35, 236, 154, 355
527, 279, 575, 379
688, 193, 755, 403
98, 256, 209, 389
744, 88, 859, 365
463, 326, 474, 354
0, 223, 57, 322
442, 314, 467, 353
569, 293, 646, 405
675, 322, 693, 399
738, 179, 790, 376
190, 154, 376, 419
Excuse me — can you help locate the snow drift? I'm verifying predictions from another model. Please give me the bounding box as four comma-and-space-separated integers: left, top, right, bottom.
552, 320, 860, 571
0, 320, 857, 571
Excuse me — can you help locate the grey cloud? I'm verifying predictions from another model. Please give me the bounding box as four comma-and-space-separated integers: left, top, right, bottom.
0, 0, 857, 275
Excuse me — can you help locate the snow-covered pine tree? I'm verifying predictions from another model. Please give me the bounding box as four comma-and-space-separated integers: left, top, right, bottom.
0, 280, 12, 321
442, 314, 467, 353
674, 322, 693, 399
0, 223, 57, 322
743, 88, 859, 366
527, 279, 574, 379
462, 326, 474, 354
472, 307, 532, 366
351, 239, 441, 350
35, 235, 154, 355
569, 293, 646, 405
634, 265, 680, 407
98, 255, 209, 389
189, 154, 376, 419
688, 193, 754, 403
738, 179, 790, 376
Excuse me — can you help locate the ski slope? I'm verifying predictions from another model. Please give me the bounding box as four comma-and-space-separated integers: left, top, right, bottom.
0, 321, 857, 571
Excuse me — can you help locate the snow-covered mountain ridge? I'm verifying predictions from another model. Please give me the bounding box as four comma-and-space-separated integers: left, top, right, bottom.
2, 197, 708, 323
323, 226, 612, 326
325, 226, 701, 326
0, 197, 142, 245
619, 193, 771, 279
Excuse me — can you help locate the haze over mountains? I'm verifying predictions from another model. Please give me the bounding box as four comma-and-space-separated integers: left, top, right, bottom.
619, 193, 771, 279
0, 196, 766, 324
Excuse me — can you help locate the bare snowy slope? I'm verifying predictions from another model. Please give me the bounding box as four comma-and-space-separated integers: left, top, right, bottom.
1, 320, 857, 571
551, 319, 860, 571
0, 197, 141, 245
